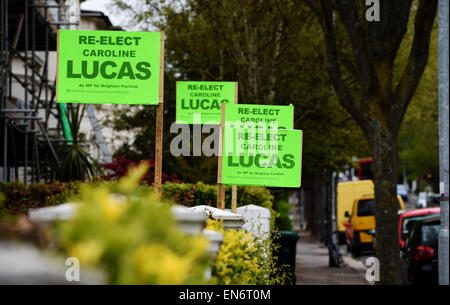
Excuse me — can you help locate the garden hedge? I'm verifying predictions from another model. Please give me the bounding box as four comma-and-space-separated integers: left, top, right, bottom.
0, 180, 275, 220
160, 182, 274, 210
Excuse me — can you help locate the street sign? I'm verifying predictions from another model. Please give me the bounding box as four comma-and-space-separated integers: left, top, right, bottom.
224, 103, 294, 129
176, 81, 237, 124
57, 30, 162, 105
220, 128, 302, 188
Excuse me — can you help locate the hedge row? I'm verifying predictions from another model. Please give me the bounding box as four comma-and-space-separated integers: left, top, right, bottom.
0, 181, 78, 219
0, 180, 274, 219
160, 182, 274, 211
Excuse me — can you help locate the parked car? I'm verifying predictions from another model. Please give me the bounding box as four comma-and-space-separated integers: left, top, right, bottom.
397, 184, 409, 202
337, 180, 374, 245
343, 194, 405, 257
398, 207, 440, 249
401, 214, 440, 285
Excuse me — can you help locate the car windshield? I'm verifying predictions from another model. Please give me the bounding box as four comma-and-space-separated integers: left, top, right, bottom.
357, 199, 375, 216
357, 198, 402, 216
421, 224, 440, 246
402, 215, 428, 240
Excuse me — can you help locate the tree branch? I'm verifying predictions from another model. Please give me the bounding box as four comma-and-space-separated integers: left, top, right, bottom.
317, 0, 364, 126
394, 0, 437, 131
380, 0, 413, 66
333, 0, 371, 85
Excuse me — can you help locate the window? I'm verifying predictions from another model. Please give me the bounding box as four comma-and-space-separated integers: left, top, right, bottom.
421, 224, 440, 246
357, 198, 402, 216
357, 199, 374, 216
402, 216, 426, 240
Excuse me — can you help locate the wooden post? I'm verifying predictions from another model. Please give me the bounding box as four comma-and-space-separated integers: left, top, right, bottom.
155, 103, 164, 195
217, 102, 226, 209
217, 83, 238, 210
155, 32, 165, 195
231, 185, 237, 213
231, 83, 238, 212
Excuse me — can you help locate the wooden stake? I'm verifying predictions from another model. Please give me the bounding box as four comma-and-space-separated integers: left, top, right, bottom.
155, 103, 164, 195
217, 82, 239, 210
231, 185, 237, 213
231, 83, 239, 212
155, 32, 165, 195
217, 102, 226, 209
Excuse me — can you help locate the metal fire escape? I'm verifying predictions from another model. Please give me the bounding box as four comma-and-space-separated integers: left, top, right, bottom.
1, 0, 78, 183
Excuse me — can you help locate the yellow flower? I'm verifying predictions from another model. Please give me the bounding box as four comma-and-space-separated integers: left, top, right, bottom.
119, 163, 150, 193
69, 239, 104, 265
186, 235, 209, 260
132, 244, 191, 285
96, 189, 127, 222
206, 218, 224, 232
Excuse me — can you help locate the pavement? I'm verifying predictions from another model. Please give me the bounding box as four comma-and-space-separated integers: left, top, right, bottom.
295, 231, 369, 285
290, 190, 419, 285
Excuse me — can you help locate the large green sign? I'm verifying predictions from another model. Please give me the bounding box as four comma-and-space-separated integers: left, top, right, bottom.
224, 103, 294, 129
57, 30, 162, 105
221, 128, 302, 188
176, 81, 237, 124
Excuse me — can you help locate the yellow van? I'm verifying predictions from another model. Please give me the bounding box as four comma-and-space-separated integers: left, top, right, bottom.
343, 194, 405, 256
337, 180, 374, 242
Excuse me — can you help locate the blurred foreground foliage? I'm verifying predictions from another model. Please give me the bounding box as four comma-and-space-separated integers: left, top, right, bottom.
0, 164, 292, 284
52, 163, 211, 284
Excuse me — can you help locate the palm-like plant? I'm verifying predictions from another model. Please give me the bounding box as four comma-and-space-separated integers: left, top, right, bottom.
55, 104, 99, 182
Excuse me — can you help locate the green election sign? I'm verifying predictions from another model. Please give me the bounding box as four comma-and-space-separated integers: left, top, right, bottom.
224, 103, 294, 129
176, 81, 237, 124
57, 30, 163, 105
221, 128, 302, 188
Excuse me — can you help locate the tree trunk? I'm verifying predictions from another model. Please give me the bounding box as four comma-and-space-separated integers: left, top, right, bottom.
312, 0, 437, 285
367, 118, 402, 284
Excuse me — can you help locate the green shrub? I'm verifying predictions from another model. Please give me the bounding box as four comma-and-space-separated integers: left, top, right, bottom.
161, 182, 274, 210
0, 181, 79, 216
272, 200, 293, 231
1, 180, 276, 228
0, 179, 153, 220
206, 219, 289, 285
161, 182, 278, 229
0, 193, 13, 221
234, 186, 273, 210
54, 104, 100, 182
